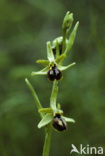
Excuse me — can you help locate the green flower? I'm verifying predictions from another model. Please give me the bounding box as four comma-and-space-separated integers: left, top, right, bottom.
31, 13, 79, 81
37, 80, 75, 131
25, 79, 75, 132
38, 106, 75, 132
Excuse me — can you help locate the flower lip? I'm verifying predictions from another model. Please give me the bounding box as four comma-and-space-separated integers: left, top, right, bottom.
47, 69, 55, 81
52, 113, 67, 131
47, 64, 62, 81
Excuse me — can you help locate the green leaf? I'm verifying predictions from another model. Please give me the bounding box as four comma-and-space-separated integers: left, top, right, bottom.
47, 41, 55, 62
57, 62, 76, 71
25, 78, 43, 118
38, 108, 53, 113
36, 60, 49, 66
31, 66, 49, 76
50, 80, 58, 110
65, 21, 79, 55
38, 113, 53, 128
63, 116, 75, 123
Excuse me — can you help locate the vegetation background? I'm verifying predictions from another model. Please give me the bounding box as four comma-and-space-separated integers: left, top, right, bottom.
0, 0, 105, 156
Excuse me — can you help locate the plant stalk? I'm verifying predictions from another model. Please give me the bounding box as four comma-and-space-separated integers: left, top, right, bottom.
42, 124, 52, 156
43, 80, 58, 156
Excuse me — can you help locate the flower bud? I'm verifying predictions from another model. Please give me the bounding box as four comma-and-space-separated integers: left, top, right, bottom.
62, 11, 74, 33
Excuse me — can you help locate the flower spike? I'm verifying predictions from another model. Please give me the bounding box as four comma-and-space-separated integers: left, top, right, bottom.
65, 21, 79, 55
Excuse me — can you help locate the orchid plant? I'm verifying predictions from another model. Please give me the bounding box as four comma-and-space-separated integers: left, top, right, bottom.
25, 11, 79, 156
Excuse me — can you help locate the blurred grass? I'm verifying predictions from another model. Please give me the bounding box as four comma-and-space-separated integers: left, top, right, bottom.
0, 0, 105, 156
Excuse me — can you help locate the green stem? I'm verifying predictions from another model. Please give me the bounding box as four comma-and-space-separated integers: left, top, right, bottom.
50, 80, 58, 110
43, 80, 58, 156
62, 30, 66, 53
42, 124, 52, 156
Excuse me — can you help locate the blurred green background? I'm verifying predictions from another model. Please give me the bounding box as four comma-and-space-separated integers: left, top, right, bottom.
0, 0, 105, 156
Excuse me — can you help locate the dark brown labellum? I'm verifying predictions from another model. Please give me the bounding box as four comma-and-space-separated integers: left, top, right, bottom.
52, 114, 67, 131
47, 64, 62, 81
47, 69, 55, 81
54, 68, 62, 80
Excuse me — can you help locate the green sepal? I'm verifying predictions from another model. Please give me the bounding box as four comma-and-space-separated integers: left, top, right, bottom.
47, 41, 55, 62
36, 60, 49, 66
65, 21, 79, 55
57, 62, 76, 71
63, 116, 75, 123
38, 113, 53, 128
38, 108, 53, 114
31, 66, 49, 76
52, 36, 63, 47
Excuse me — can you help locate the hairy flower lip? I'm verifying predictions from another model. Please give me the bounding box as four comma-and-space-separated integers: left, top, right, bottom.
52, 114, 67, 131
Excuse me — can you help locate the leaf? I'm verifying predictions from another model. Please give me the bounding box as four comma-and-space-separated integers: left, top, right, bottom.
38, 113, 53, 128
65, 21, 79, 55
57, 62, 76, 71
31, 66, 49, 76
36, 60, 49, 66
47, 41, 55, 62
38, 108, 53, 113
63, 116, 75, 123
25, 78, 43, 118
50, 80, 58, 110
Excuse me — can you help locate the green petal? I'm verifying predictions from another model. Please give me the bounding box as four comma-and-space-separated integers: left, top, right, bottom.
36, 60, 49, 66
38, 108, 53, 114
65, 21, 79, 55
63, 116, 75, 123
57, 62, 76, 71
47, 41, 55, 62
38, 113, 53, 128
31, 66, 49, 76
